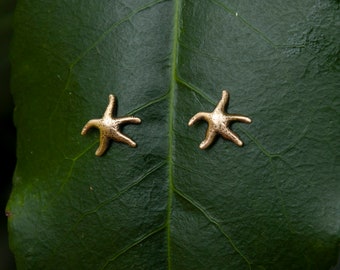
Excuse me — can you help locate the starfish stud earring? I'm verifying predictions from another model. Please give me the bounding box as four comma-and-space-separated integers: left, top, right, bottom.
81, 94, 141, 156
188, 90, 251, 149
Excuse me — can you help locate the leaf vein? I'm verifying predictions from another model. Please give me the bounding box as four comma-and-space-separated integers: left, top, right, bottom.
43, 140, 99, 211
100, 224, 166, 270
128, 90, 170, 115
47, 162, 166, 259
173, 187, 252, 269
48, 0, 167, 124
176, 76, 215, 104
72, 0, 168, 66
174, 163, 218, 183
209, 0, 305, 49
179, 42, 224, 62
166, 0, 182, 269
73, 161, 166, 230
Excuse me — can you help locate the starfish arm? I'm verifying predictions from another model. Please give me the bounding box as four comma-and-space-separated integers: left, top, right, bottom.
215, 90, 229, 113
81, 119, 101, 135
95, 136, 110, 156
113, 131, 137, 147
200, 130, 217, 149
220, 129, 243, 147
228, 114, 252, 124
103, 94, 115, 119
188, 112, 210, 126
116, 116, 141, 125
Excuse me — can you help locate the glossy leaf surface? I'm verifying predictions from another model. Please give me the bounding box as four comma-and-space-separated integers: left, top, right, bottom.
7, 0, 340, 269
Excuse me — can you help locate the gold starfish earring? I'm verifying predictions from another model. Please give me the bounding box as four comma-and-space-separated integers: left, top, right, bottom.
188, 90, 251, 149
81, 94, 141, 156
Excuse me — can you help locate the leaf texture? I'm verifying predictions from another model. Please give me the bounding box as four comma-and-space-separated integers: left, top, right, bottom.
7, 0, 340, 269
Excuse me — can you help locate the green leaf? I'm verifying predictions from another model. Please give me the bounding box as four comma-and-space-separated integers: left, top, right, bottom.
7, 0, 340, 269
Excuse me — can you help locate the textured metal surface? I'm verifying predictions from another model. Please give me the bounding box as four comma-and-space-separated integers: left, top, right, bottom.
81, 94, 141, 156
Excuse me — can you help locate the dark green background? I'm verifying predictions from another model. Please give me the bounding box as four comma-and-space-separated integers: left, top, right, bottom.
0, 0, 16, 269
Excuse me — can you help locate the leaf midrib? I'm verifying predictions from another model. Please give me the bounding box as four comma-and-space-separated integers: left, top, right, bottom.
166, 0, 181, 269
